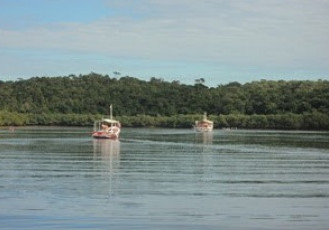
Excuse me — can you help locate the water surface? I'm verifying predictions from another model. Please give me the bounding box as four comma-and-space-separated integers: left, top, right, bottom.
1, 127, 329, 229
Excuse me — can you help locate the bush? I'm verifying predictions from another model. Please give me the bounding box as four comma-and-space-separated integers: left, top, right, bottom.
0, 111, 328, 130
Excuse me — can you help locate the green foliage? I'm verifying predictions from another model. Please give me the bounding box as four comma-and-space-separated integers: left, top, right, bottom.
0, 74, 328, 130
0, 111, 328, 130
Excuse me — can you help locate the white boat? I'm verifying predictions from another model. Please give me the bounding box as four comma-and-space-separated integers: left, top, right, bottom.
92, 105, 121, 139
194, 112, 213, 132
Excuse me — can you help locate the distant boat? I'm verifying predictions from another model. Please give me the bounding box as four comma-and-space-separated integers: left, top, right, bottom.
92, 105, 121, 139
194, 112, 213, 132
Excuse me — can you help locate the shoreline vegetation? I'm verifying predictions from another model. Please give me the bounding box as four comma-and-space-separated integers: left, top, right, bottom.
0, 73, 328, 130
0, 112, 328, 130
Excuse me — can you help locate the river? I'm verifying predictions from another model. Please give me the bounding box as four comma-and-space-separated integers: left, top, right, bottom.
0, 127, 329, 229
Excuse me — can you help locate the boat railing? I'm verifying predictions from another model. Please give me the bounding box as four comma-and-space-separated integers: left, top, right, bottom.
93, 120, 102, 132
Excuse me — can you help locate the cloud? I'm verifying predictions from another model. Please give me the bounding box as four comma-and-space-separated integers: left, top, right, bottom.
0, 0, 329, 71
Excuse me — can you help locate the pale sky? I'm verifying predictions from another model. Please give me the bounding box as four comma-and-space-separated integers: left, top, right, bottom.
0, 0, 328, 86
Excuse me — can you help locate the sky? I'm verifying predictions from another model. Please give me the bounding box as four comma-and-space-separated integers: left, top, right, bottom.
0, 0, 328, 86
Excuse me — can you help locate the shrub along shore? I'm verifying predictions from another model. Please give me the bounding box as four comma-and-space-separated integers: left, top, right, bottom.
1, 111, 328, 130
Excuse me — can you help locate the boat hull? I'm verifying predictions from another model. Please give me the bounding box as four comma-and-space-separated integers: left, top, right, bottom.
92, 131, 119, 140
194, 125, 213, 132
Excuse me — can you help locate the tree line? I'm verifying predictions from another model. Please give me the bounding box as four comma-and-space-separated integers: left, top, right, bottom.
0, 111, 328, 130
0, 73, 328, 129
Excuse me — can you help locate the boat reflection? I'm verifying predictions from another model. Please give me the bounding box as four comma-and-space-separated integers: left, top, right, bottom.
195, 132, 213, 145
193, 132, 213, 155
93, 139, 120, 159
93, 139, 120, 197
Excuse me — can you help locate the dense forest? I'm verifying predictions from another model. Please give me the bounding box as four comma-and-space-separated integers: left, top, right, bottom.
0, 73, 328, 129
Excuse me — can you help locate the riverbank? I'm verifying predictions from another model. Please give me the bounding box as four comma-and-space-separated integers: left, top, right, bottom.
1, 111, 328, 130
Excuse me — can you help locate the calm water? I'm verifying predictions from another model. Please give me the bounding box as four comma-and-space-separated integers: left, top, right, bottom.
0, 127, 329, 229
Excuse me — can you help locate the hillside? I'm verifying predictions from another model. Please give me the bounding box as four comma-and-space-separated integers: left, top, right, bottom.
1, 73, 328, 115
0, 73, 328, 129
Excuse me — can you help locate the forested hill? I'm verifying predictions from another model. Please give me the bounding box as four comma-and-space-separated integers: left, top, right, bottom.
0, 73, 328, 116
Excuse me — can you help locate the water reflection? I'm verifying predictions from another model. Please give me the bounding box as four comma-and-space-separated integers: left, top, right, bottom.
92, 139, 120, 197
194, 132, 213, 145
2, 128, 329, 229
93, 139, 120, 158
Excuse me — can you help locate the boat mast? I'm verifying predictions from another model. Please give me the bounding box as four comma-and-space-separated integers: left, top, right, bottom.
203, 112, 207, 121
110, 104, 113, 120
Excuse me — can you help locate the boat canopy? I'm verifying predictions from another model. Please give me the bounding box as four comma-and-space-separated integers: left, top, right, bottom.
201, 119, 213, 124
102, 118, 119, 124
